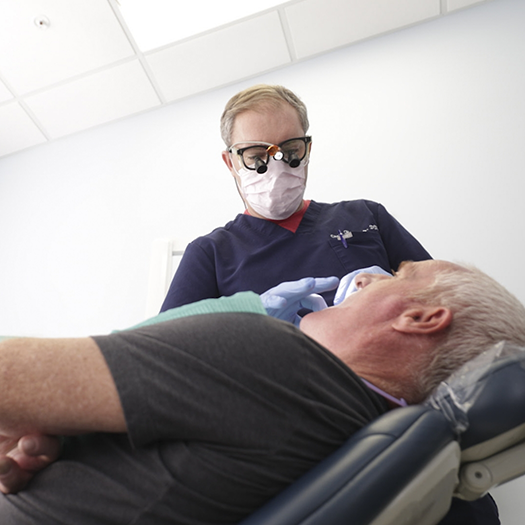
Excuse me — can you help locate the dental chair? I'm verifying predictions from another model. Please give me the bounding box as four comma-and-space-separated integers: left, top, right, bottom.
241, 342, 525, 525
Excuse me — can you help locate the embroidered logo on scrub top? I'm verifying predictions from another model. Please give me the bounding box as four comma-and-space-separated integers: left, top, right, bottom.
330, 225, 378, 248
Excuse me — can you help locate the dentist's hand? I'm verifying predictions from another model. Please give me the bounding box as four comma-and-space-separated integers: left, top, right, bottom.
261, 276, 339, 326
333, 265, 392, 305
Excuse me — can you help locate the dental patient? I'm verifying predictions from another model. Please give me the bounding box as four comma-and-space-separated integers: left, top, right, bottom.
0, 260, 524, 524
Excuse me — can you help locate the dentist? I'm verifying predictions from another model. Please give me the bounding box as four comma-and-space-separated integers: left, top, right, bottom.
161, 84, 431, 311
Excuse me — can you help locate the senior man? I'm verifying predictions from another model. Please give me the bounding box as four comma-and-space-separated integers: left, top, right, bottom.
0, 260, 524, 524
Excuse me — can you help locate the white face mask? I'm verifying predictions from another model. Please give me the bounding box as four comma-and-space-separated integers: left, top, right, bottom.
235, 159, 307, 220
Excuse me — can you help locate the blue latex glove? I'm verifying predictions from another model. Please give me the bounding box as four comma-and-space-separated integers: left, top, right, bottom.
261, 276, 339, 326
333, 265, 392, 306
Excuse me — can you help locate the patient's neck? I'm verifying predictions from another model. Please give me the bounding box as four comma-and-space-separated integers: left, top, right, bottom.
360, 378, 407, 408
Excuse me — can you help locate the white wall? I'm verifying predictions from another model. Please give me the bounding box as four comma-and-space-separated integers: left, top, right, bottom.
1, 0, 524, 519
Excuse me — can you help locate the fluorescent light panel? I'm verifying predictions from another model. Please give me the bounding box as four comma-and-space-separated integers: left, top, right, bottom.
116, 0, 286, 52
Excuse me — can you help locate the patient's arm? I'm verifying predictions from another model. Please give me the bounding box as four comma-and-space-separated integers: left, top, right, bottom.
0, 337, 126, 437
0, 434, 62, 494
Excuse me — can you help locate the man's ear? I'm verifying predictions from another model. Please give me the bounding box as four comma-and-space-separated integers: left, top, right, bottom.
392, 306, 452, 335
222, 150, 234, 171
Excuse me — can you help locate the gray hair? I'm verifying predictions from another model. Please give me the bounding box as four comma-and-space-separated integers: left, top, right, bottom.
409, 264, 525, 403
220, 84, 309, 147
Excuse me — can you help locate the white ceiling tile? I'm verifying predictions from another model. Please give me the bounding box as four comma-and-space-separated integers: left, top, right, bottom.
0, 0, 134, 95
24, 61, 161, 139
0, 80, 13, 103
446, 0, 487, 11
116, 0, 286, 52
145, 12, 291, 102
285, 0, 441, 59
0, 102, 47, 157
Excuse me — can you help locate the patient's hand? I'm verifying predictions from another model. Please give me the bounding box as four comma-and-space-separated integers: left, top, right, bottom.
0, 434, 62, 494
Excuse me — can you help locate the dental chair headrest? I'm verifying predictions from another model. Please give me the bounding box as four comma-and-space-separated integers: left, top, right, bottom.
427, 343, 525, 458
460, 354, 525, 450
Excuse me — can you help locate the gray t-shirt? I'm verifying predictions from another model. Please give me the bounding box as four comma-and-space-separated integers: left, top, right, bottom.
0, 311, 386, 524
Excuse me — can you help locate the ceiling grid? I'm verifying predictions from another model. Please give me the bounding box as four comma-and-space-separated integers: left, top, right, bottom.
0, 0, 491, 158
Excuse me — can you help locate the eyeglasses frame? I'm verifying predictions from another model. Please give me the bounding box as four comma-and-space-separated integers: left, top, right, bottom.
228, 136, 312, 171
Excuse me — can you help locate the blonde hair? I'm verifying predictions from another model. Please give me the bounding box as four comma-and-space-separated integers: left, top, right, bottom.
220, 84, 309, 147
409, 264, 525, 402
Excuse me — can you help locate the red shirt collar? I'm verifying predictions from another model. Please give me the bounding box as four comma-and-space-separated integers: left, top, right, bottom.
244, 200, 311, 233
